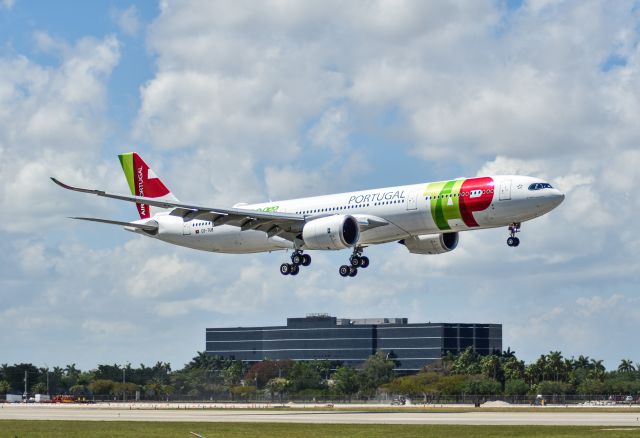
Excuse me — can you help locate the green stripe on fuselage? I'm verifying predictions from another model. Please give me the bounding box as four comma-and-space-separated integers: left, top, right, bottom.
425, 179, 464, 230
118, 153, 136, 196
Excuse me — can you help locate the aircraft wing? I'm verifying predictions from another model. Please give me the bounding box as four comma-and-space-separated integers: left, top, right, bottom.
51, 177, 305, 238
70, 217, 159, 232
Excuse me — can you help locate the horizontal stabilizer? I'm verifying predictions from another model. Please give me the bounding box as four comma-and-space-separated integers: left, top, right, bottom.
70, 217, 158, 233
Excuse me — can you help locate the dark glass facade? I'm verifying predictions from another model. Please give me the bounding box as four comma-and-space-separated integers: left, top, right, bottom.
206, 316, 502, 371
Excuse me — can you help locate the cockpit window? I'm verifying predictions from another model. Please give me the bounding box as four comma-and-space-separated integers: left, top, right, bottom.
528, 182, 553, 190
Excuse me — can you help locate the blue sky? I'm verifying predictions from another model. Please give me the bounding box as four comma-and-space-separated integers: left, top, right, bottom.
1, 0, 639, 371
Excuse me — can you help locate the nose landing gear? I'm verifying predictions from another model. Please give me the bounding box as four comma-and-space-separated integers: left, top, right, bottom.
280, 250, 311, 276
507, 222, 521, 247
339, 248, 370, 277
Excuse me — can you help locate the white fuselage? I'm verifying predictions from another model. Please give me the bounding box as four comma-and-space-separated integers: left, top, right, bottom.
132, 175, 564, 254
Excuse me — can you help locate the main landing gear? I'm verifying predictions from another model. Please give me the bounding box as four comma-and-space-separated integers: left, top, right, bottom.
280, 250, 311, 276
507, 222, 521, 247
339, 248, 370, 278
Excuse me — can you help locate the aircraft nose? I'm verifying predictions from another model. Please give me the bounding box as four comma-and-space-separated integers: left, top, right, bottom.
550, 190, 565, 208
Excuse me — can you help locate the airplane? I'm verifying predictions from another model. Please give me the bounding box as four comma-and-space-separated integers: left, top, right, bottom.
51, 152, 565, 278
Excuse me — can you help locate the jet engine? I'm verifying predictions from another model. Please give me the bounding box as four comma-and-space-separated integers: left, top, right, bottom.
302, 215, 360, 250
400, 232, 458, 255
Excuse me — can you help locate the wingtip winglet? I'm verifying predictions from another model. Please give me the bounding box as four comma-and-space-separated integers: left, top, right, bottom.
51, 177, 70, 190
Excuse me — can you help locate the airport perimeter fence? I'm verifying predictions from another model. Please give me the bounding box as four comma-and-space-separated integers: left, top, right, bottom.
77, 393, 638, 405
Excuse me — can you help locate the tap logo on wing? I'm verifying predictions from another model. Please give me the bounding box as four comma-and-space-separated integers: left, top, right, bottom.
425, 177, 495, 230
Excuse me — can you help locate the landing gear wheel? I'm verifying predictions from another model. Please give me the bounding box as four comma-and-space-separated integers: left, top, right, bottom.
350, 256, 361, 267
359, 256, 370, 268
291, 253, 304, 265
507, 222, 522, 247
290, 264, 300, 276
302, 254, 312, 266
339, 265, 351, 277
349, 267, 358, 277
280, 263, 292, 275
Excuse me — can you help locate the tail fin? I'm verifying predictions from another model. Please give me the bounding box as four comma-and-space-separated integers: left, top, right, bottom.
118, 152, 179, 219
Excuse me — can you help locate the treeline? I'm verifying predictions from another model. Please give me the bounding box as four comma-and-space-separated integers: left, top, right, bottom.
1, 349, 639, 400
386, 349, 640, 400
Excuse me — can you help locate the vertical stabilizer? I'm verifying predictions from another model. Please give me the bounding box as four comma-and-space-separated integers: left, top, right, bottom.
118, 152, 179, 219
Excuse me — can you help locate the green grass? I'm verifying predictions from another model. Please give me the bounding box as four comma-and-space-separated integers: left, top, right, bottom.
254, 406, 640, 413
1, 421, 639, 438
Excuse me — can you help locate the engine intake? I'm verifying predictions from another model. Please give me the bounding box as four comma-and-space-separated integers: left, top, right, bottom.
302, 215, 360, 250
400, 232, 458, 255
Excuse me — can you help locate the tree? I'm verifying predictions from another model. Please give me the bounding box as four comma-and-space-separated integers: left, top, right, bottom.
618, 359, 636, 373
462, 376, 501, 396
63, 363, 81, 389
503, 357, 525, 381
384, 371, 442, 401
359, 352, 395, 395
32, 382, 48, 395
244, 360, 293, 388
265, 378, 288, 401
69, 384, 88, 395
144, 379, 173, 400
435, 375, 466, 396
577, 379, 605, 396
89, 379, 116, 396
332, 366, 360, 399
589, 359, 606, 381
504, 379, 529, 396
0, 380, 11, 394
524, 363, 542, 386
546, 351, 566, 382
452, 347, 481, 375
534, 355, 548, 381
220, 361, 244, 389
535, 380, 572, 396
480, 355, 502, 382
112, 382, 139, 399
573, 355, 591, 370
2, 363, 38, 395
288, 361, 324, 393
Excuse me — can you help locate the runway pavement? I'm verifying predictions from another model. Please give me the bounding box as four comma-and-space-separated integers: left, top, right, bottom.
2, 404, 640, 426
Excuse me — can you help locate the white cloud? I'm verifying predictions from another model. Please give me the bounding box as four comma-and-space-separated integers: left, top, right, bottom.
0, 34, 120, 232
112, 5, 140, 37
309, 106, 350, 153
1, 0, 14, 11
128, 254, 213, 298
3, 1, 640, 370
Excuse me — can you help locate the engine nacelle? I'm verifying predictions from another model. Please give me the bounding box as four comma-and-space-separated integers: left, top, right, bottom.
400, 232, 458, 255
302, 215, 360, 250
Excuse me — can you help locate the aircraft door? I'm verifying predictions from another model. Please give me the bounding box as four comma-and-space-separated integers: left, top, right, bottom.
499, 180, 512, 201
183, 221, 191, 235
407, 190, 418, 210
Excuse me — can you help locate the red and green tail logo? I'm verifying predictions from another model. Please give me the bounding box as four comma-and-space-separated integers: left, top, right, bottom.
119, 152, 171, 219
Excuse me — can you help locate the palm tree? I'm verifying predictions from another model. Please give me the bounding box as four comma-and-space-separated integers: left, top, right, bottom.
534, 355, 548, 380
502, 347, 516, 359
589, 359, 605, 380
524, 363, 542, 385
546, 351, 565, 381
0, 380, 11, 394
617, 359, 636, 373
574, 355, 591, 370
65, 364, 79, 377
480, 355, 502, 380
